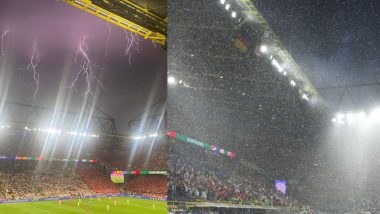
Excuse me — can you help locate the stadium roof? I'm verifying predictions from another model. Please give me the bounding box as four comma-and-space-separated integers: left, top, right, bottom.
63, 0, 167, 47
234, 0, 330, 111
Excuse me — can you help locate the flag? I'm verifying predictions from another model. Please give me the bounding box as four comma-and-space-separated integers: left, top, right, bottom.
227, 151, 236, 158
211, 145, 220, 153
204, 143, 212, 150
167, 131, 177, 138
235, 35, 250, 52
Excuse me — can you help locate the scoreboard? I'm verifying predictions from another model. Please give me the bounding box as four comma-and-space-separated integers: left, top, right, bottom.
110, 170, 167, 183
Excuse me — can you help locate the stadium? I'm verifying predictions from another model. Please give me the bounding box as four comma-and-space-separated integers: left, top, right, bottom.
168, 0, 380, 213
0, 0, 167, 213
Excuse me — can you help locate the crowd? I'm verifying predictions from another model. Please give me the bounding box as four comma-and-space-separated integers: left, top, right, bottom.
0, 133, 168, 200
167, 0, 333, 213
122, 175, 167, 199
168, 140, 313, 212
79, 167, 121, 195
0, 161, 93, 200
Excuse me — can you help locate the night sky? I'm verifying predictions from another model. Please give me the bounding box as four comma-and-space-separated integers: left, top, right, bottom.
255, 0, 380, 110
0, 0, 166, 133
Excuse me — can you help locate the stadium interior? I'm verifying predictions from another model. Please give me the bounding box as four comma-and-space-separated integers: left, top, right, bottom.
0, 0, 167, 212
168, 0, 380, 213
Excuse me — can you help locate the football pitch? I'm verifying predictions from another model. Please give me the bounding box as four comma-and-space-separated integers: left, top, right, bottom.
0, 197, 167, 214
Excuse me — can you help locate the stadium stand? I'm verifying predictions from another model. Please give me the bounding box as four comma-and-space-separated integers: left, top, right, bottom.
79, 167, 120, 195
0, 161, 93, 200
123, 175, 167, 199
0, 135, 168, 201
167, 0, 331, 213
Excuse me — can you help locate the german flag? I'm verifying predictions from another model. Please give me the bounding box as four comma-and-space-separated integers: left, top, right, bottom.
235, 34, 250, 53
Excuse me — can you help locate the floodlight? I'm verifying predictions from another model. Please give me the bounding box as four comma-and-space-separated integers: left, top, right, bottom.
149, 133, 158, 137
260, 45, 268, 53
225, 4, 230, 10
357, 112, 366, 121
168, 76, 176, 85
220, 0, 225, 4
346, 113, 356, 124
271, 58, 284, 72
301, 93, 309, 101
370, 108, 380, 123
231, 11, 237, 18
290, 80, 296, 87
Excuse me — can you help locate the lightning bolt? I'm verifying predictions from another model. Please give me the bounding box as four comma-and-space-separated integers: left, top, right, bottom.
70, 36, 104, 96
0, 30, 9, 60
26, 40, 40, 101
123, 29, 141, 65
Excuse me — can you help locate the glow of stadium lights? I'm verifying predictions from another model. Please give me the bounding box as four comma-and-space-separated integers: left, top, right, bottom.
231, 11, 237, 18
24, 126, 98, 138
225, 4, 230, 10
132, 133, 160, 140
283, 71, 287, 76
346, 113, 356, 124
336, 113, 345, 124
168, 76, 176, 85
271, 58, 284, 72
357, 112, 366, 121
369, 108, 380, 123
290, 80, 296, 87
0, 124, 10, 129
260, 45, 268, 53
179, 80, 183, 84
220, 0, 225, 4
132, 135, 146, 140
332, 111, 368, 124
301, 93, 309, 101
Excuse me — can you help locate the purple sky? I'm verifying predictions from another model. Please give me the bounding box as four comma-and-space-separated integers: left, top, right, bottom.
0, 0, 166, 133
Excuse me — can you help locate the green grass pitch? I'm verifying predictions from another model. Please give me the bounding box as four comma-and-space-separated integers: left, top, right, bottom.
0, 197, 167, 214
